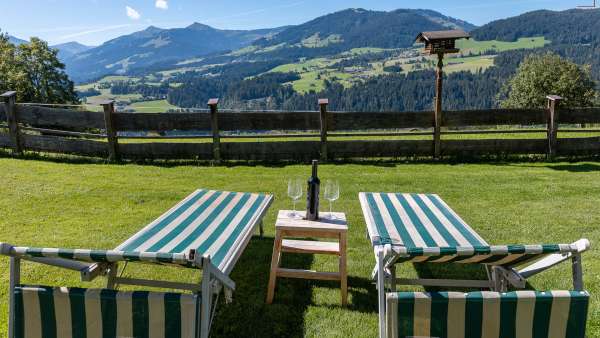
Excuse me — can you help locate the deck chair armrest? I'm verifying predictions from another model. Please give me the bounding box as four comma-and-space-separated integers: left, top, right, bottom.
196, 255, 235, 292
518, 238, 590, 279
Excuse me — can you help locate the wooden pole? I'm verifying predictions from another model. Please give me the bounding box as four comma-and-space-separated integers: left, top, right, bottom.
208, 98, 220, 162
434, 53, 444, 159
319, 98, 329, 161
1, 91, 21, 155
546, 95, 562, 161
101, 100, 119, 162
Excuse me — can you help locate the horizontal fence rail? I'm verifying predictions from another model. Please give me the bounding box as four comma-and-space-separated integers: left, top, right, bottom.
1, 92, 600, 161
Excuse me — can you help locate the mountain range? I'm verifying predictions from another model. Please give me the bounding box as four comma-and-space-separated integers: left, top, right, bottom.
7, 34, 94, 61
51, 8, 476, 82
62, 24, 287, 82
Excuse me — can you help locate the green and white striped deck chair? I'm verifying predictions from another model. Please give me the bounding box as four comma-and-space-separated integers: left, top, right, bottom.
358, 192, 590, 338
385, 290, 590, 338
1, 189, 273, 338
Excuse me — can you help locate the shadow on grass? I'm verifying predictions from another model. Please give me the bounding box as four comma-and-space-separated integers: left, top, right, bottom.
210, 236, 314, 338
413, 263, 489, 292
4, 147, 600, 169
547, 163, 600, 172
308, 276, 379, 314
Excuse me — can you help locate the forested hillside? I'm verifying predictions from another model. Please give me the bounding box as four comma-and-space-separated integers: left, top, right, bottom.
73, 8, 599, 112
472, 9, 600, 45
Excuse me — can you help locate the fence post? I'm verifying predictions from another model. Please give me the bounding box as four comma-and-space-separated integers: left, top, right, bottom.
208, 98, 220, 162
433, 54, 444, 160
1, 91, 22, 155
101, 100, 119, 162
546, 95, 562, 161
319, 98, 329, 161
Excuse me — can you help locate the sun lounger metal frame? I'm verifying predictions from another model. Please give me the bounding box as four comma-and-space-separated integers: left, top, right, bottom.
358, 192, 590, 338
1, 189, 273, 338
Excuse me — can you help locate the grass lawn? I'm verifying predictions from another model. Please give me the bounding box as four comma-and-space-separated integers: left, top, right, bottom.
0, 156, 598, 337
129, 99, 179, 113
456, 36, 550, 55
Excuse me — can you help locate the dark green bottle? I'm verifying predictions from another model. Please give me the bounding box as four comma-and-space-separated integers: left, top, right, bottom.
306, 160, 320, 220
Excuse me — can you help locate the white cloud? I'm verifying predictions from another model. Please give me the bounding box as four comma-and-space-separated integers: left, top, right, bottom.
126, 6, 141, 20
155, 0, 168, 10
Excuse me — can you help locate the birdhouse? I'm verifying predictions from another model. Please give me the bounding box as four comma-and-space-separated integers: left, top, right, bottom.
415, 30, 470, 55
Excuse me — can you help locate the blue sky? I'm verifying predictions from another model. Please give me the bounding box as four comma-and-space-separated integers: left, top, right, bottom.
2, 0, 582, 46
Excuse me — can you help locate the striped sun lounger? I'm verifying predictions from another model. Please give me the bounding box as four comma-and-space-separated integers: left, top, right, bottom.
1, 189, 273, 338
358, 192, 590, 338
386, 290, 590, 338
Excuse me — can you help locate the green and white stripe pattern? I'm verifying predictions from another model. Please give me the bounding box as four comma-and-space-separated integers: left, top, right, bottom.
117, 189, 272, 273
5, 246, 192, 266
13, 285, 200, 338
359, 192, 580, 266
386, 290, 590, 338
360, 193, 488, 247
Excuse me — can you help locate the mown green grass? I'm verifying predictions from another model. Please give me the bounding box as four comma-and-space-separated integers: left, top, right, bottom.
456, 36, 550, 55
129, 99, 179, 113
0, 156, 598, 337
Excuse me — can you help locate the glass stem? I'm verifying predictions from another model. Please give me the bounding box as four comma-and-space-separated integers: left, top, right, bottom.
293, 199, 296, 214
330, 200, 333, 214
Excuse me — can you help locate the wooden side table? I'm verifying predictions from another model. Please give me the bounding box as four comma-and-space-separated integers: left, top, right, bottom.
266, 210, 348, 305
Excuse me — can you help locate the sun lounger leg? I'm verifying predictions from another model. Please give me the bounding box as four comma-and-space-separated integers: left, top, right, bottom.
572, 253, 584, 291
376, 248, 386, 338
8, 257, 20, 338
389, 265, 396, 292
106, 263, 118, 289
259, 220, 264, 238
201, 258, 213, 338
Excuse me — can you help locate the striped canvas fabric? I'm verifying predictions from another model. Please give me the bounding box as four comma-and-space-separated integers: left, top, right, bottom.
116, 189, 272, 274
360, 193, 488, 247
13, 285, 201, 338
359, 192, 580, 266
386, 290, 589, 338
5, 246, 192, 266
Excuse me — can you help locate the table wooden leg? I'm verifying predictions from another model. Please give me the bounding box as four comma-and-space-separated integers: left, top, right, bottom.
339, 231, 348, 306
266, 230, 283, 304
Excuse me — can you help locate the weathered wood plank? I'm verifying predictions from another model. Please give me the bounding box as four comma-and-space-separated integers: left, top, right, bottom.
20, 134, 107, 156
221, 141, 320, 161
0, 132, 11, 148
442, 139, 547, 156
119, 142, 213, 159
557, 137, 600, 155
558, 108, 600, 124
113, 112, 211, 131
329, 140, 433, 158
17, 105, 105, 130
329, 111, 433, 130
219, 112, 320, 131
444, 109, 546, 127
0, 103, 5, 121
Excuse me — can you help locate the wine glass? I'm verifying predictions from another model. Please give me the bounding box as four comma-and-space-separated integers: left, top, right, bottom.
287, 178, 303, 218
323, 180, 340, 219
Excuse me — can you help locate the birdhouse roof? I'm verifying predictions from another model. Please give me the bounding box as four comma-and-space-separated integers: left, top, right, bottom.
415, 30, 470, 43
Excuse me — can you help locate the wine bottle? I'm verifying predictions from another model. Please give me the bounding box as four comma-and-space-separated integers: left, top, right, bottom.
305, 160, 320, 221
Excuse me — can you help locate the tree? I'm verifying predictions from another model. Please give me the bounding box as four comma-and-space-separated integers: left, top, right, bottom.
500, 53, 597, 108
0, 32, 78, 104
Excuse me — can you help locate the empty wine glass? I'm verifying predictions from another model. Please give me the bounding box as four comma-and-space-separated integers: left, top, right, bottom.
287, 178, 303, 218
323, 180, 340, 219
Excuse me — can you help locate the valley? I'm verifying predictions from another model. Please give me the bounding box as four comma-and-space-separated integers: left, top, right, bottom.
54, 7, 598, 112
76, 35, 549, 110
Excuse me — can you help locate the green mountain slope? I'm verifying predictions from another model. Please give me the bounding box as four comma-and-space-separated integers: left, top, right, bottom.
255, 8, 476, 50
64, 24, 286, 82
471, 9, 600, 45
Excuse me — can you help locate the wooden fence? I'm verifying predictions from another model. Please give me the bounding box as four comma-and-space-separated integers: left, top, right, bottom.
1, 91, 600, 161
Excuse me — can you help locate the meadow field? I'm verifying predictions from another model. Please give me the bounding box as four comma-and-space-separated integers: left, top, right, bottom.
0, 155, 598, 337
